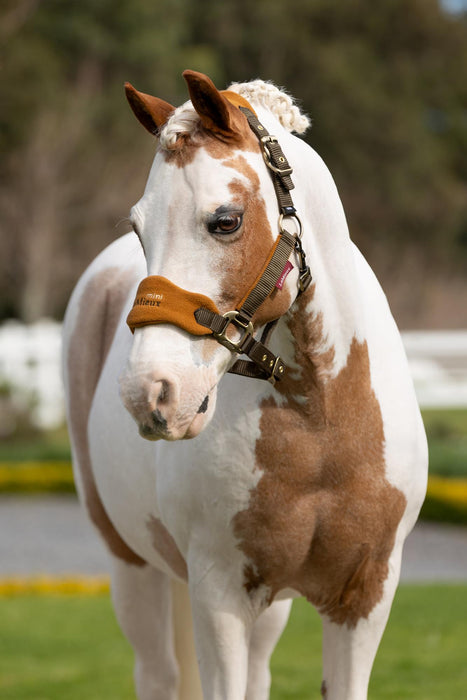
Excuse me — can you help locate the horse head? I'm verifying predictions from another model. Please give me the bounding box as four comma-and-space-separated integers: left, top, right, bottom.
119, 70, 310, 441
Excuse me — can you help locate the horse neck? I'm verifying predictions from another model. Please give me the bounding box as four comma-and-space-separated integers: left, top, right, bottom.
275, 137, 366, 381
247, 105, 364, 376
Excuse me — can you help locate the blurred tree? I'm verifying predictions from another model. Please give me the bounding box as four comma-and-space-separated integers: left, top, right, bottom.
0, 0, 466, 325
195, 0, 467, 276
0, 0, 215, 321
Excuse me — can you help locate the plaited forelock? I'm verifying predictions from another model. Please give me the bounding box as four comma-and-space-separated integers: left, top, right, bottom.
228, 80, 311, 134
159, 101, 199, 149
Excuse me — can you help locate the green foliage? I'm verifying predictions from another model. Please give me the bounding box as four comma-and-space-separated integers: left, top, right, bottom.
0, 587, 466, 698
423, 409, 467, 477
0, 425, 71, 462
420, 495, 467, 525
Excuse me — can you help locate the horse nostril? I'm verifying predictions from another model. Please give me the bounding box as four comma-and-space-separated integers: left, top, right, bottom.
197, 395, 209, 414
157, 381, 169, 405
152, 409, 168, 431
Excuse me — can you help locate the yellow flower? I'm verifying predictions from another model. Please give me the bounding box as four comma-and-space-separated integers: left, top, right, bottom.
427, 475, 467, 508
0, 575, 110, 597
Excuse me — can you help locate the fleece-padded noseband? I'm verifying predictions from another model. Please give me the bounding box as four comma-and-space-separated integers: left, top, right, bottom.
127, 276, 221, 337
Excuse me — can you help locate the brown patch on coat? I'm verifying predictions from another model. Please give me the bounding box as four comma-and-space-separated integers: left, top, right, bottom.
161, 107, 259, 169
146, 516, 188, 581
233, 293, 407, 627
213, 155, 293, 327
158, 107, 294, 328
164, 143, 294, 328
67, 267, 146, 567
161, 97, 261, 168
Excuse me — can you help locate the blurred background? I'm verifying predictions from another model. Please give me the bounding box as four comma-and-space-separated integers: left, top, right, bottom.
0, 1, 467, 697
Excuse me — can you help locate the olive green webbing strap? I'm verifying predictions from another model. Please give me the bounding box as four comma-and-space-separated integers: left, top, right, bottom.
227, 320, 281, 380
193, 224, 295, 382
238, 107, 297, 217
194, 307, 229, 335
194, 305, 284, 375
236, 229, 296, 320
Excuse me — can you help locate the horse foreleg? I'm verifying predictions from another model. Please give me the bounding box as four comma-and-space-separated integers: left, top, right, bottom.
320, 545, 403, 700
188, 568, 260, 700
171, 579, 203, 700
245, 599, 292, 700
110, 558, 178, 700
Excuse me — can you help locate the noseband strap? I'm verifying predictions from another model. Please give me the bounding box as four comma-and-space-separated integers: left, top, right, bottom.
127, 100, 311, 384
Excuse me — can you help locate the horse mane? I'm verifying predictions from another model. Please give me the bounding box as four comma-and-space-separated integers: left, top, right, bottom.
159, 79, 310, 150
229, 80, 310, 135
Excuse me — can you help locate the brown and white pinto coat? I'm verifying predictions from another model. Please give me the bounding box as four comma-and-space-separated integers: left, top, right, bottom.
63, 71, 428, 700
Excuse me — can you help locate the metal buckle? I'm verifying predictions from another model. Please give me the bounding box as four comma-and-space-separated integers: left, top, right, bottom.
213, 310, 254, 353
279, 212, 303, 238
298, 268, 312, 292
260, 136, 293, 176
268, 356, 285, 385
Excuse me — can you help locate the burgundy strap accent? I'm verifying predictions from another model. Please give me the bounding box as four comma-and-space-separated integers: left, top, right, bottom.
236, 230, 296, 319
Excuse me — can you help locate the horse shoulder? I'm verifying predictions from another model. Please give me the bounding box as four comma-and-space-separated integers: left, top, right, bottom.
63, 233, 147, 565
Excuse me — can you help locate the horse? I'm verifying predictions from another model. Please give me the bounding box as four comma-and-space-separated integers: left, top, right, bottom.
62, 70, 428, 700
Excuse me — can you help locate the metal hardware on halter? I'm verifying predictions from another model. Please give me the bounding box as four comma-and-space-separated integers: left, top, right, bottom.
294, 236, 312, 292
271, 357, 285, 380
261, 135, 294, 177
212, 311, 254, 354
279, 212, 303, 238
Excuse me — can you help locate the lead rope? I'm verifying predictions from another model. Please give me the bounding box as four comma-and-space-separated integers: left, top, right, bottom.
195, 107, 312, 383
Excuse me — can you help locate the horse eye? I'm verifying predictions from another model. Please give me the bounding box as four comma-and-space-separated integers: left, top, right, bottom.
208, 213, 243, 235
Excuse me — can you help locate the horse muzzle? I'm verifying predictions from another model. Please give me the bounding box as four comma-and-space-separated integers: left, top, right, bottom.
119, 322, 220, 442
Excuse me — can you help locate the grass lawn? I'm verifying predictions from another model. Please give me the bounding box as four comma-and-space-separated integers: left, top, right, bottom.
0, 585, 466, 699
422, 408, 467, 478
0, 595, 135, 700
271, 586, 467, 699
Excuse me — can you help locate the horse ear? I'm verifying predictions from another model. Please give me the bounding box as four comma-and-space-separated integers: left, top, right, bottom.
125, 83, 175, 135
182, 70, 242, 139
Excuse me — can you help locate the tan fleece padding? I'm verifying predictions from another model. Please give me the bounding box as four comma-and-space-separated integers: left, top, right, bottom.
221, 91, 257, 115
126, 276, 221, 335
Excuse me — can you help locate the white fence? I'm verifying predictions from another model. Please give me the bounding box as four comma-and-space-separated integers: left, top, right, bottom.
0, 322, 466, 431
403, 331, 467, 409
0, 321, 64, 431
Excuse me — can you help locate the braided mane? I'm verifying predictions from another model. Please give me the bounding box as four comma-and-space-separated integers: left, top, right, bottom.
229, 80, 310, 135
159, 79, 310, 150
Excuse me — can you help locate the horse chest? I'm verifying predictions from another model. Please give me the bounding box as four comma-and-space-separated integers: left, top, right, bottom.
232, 398, 407, 623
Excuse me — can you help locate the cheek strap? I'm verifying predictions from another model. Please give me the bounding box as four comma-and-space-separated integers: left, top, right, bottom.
126, 276, 220, 336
